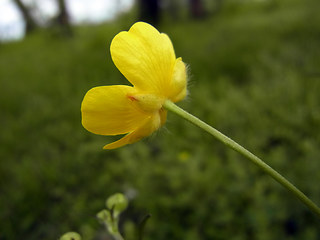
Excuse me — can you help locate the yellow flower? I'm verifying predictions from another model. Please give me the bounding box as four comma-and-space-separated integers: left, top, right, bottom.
81, 22, 187, 149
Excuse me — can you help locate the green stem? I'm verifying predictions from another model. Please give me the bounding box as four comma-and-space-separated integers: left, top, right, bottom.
113, 233, 124, 240
111, 221, 124, 240
163, 100, 320, 218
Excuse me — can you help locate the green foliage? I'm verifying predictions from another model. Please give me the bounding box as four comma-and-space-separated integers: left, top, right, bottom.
106, 193, 129, 215
60, 232, 81, 240
97, 193, 128, 237
1, 0, 320, 239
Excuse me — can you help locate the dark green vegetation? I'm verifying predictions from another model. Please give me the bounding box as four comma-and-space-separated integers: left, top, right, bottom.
1, 0, 320, 239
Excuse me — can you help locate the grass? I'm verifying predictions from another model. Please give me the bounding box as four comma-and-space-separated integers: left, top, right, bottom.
1, 0, 320, 239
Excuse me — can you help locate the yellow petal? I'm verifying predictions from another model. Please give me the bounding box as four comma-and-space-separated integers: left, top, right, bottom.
81, 85, 149, 135
110, 22, 176, 96
103, 112, 163, 149
169, 57, 187, 102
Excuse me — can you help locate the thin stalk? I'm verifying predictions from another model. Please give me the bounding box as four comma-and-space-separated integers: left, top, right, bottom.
163, 100, 320, 218
114, 233, 124, 240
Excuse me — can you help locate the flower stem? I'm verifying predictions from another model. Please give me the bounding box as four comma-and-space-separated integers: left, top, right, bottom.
163, 100, 320, 218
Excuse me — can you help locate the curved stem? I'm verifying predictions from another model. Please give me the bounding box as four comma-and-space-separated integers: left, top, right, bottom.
113, 233, 124, 240
163, 100, 320, 218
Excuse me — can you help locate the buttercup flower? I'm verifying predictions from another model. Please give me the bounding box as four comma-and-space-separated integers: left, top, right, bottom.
81, 22, 187, 149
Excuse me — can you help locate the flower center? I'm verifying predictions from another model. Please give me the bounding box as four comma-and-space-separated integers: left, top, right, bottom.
128, 93, 164, 113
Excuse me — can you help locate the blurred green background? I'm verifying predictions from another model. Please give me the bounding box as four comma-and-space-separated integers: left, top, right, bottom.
1, 0, 320, 239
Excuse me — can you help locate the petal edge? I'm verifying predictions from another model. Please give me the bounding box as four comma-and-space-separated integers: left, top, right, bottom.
103, 112, 163, 149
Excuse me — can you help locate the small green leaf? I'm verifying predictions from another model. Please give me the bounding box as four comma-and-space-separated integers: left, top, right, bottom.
96, 209, 111, 223
59, 232, 81, 240
106, 193, 128, 215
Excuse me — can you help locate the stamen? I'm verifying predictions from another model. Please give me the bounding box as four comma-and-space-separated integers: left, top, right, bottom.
128, 95, 138, 101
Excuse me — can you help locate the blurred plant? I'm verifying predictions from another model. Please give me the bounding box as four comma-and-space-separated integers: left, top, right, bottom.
60, 232, 82, 240
60, 193, 129, 240
60, 193, 151, 240
96, 193, 128, 240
